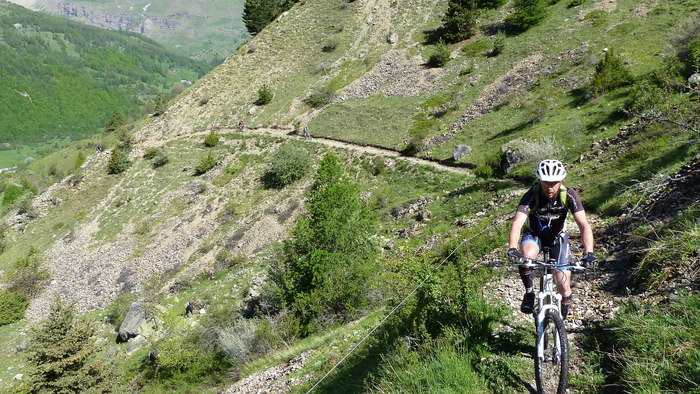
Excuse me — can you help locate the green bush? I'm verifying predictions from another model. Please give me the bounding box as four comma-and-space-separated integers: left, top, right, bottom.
477, 0, 507, 8
106, 147, 131, 174
263, 144, 311, 188
194, 153, 218, 175
7, 248, 50, 298
427, 42, 451, 67
505, 0, 548, 32
321, 41, 338, 52
255, 84, 273, 105
143, 147, 159, 159
590, 48, 633, 95
204, 131, 221, 147
153, 151, 170, 168
304, 89, 335, 108
567, 0, 584, 7
0, 290, 29, 326
474, 164, 494, 179
2, 184, 24, 205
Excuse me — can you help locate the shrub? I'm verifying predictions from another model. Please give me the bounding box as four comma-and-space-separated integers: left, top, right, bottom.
0, 290, 29, 326
204, 131, 221, 147
143, 147, 159, 159
567, 0, 584, 7
442, 0, 478, 43
194, 153, 218, 175
590, 48, 633, 95
16, 194, 38, 218
304, 89, 335, 108
505, 0, 548, 33
263, 144, 311, 188
152, 151, 170, 168
321, 41, 338, 52
474, 164, 494, 179
7, 248, 50, 298
2, 184, 24, 205
477, 0, 507, 8
106, 147, 131, 174
255, 84, 273, 105
217, 318, 259, 362
427, 41, 451, 67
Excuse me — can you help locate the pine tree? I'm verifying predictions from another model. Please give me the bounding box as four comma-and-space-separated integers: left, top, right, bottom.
276, 153, 378, 335
153, 92, 167, 116
243, 0, 282, 36
442, 0, 478, 43
505, 0, 548, 32
591, 48, 633, 95
104, 110, 126, 132
23, 300, 115, 393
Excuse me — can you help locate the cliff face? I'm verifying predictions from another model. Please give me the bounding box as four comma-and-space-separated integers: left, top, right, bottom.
52, 3, 179, 35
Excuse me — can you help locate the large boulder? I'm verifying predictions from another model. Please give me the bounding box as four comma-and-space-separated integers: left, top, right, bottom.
118, 302, 155, 342
453, 144, 472, 160
689, 73, 700, 86
501, 139, 529, 173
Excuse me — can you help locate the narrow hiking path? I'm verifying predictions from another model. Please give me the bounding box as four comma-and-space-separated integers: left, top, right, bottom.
134, 125, 472, 175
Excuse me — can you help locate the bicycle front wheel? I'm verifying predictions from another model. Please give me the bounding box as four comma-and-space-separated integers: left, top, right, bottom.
535, 311, 569, 394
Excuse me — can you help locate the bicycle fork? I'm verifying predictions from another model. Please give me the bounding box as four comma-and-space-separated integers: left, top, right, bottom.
536, 273, 562, 361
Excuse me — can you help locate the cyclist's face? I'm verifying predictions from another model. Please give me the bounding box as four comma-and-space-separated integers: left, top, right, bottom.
539, 180, 561, 199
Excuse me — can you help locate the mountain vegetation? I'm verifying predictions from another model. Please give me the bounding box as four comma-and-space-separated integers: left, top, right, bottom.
0, 0, 698, 392
0, 1, 209, 167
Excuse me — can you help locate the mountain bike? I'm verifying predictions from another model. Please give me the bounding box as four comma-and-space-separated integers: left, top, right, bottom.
517, 248, 585, 394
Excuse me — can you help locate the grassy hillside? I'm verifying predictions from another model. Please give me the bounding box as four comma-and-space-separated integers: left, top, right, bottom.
0, 1, 210, 167
0, 0, 698, 392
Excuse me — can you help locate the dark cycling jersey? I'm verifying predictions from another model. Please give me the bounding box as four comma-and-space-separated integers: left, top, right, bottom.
516, 185, 584, 244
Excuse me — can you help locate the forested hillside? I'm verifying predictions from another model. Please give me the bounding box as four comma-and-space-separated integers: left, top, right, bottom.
0, 1, 209, 166
8, 0, 250, 62
0, 0, 698, 392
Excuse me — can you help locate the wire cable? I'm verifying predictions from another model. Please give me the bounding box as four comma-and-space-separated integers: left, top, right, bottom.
305, 222, 499, 393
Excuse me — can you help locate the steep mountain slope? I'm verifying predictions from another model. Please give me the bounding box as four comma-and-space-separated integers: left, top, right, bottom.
0, 0, 698, 392
7, 0, 249, 62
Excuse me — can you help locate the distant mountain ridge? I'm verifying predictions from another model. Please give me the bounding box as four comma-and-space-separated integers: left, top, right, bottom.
6, 0, 250, 61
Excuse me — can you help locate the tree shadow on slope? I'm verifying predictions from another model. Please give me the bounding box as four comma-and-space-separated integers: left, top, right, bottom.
487, 120, 533, 141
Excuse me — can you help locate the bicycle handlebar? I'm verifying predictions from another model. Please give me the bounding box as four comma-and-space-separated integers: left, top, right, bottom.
514, 258, 587, 272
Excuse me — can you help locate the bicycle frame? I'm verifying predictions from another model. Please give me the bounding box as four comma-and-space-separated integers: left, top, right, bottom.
535, 249, 562, 361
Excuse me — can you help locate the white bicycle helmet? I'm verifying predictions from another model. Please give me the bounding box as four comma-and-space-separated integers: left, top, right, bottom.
536, 159, 567, 182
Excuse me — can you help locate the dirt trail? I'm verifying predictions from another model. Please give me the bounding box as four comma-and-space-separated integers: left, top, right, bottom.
134, 125, 471, 175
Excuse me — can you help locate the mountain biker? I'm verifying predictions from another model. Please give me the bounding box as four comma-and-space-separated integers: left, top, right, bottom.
507, 159, 597, 319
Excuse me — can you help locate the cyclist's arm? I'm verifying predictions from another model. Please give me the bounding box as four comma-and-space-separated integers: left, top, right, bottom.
508, 211, 528, 249
572, 210, 594, 254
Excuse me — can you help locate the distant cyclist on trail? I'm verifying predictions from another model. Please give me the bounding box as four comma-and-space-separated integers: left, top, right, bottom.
507, 159, 597, 319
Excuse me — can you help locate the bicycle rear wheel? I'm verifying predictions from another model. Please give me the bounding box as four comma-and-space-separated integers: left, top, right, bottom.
535, 311, 569, 394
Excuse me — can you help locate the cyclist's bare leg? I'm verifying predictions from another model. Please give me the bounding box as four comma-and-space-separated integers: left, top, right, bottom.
521, 241, 539, 260
554, 270, 572, 298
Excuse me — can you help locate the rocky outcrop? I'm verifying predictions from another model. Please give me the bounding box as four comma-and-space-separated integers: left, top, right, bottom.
50, 3, 180, 35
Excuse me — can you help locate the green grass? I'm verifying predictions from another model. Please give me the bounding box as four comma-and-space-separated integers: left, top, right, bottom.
310, 96, 423, 149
